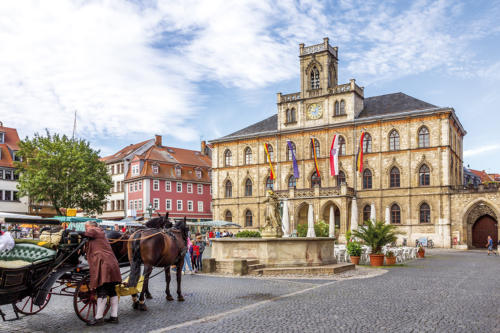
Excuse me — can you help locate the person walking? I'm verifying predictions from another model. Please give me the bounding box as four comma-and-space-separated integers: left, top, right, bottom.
83, 221, 122, 326
183, 237, 195, 274
195, 236, 206, 272
485, 235, 497, 256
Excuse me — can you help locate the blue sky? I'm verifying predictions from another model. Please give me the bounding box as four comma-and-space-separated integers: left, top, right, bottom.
1, 0, 499, 171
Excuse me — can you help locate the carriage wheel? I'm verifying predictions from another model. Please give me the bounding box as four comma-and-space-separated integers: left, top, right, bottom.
13, 293, 51, 315
73, 275, 110, 323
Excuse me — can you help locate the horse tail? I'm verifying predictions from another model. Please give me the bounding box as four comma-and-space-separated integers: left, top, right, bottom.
128, 231, 143, 287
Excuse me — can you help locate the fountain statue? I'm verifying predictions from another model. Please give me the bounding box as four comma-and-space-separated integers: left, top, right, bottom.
261, 190, 283, 238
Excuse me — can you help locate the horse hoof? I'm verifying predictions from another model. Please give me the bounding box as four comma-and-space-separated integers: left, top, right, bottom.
166, 295, 174, 301
177, 296, 185, 302
139, 303, 148, 311
133, 301, 139, 310
146, 293, 153, 300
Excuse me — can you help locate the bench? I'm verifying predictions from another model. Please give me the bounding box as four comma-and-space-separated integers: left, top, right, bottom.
0, 243, 56, 267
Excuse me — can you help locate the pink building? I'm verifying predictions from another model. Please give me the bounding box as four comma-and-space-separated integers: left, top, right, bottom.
125, 136, 212, 221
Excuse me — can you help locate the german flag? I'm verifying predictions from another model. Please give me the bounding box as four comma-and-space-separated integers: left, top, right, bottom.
356, 132, 365, 172
311, 138, 321, 177
264, 143, 275, 180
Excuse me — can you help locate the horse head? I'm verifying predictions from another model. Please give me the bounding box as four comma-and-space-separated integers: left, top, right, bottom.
174, 216, 189, 242
163, 212, 173, 229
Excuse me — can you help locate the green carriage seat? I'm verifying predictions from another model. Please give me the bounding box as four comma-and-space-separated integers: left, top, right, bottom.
0, 243, 56, 265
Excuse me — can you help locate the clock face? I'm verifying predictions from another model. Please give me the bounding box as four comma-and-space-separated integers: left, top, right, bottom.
307, 103, 323, 120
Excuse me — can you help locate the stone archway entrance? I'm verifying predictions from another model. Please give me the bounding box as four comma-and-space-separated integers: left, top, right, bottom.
472, 216, 498, 248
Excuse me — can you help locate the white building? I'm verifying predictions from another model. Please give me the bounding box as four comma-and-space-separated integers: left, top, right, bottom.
0, 122, 28, 213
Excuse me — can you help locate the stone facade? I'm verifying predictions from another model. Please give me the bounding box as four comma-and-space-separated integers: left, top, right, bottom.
210, 38, 500, 248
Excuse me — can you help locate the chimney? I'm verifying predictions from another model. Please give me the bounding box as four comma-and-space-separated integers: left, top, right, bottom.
155, 135, 162, 146
201, 141, 206, 155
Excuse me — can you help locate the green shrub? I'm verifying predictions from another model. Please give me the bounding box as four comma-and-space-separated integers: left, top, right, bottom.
346, 241, 362, 256
236, 230, 261, 238
345, 230, 352, 242
297, 220, 329, 237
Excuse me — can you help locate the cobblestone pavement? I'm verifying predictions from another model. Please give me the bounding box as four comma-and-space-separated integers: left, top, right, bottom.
2, 249, 499, 333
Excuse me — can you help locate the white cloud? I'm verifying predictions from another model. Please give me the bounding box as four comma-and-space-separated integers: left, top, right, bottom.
464, 144, 500, 157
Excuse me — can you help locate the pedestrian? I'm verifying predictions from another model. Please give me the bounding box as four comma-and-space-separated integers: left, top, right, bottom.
113, 224, 120, 232
215, 229, 221, 238
183, 237, 195, 274
195, 236, 206, 272
485, 235, 497, 256
83, 221, 122, 326
192, 243, 200, 272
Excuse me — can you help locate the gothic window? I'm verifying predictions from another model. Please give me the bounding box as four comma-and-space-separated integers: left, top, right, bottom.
337, 171, 346, 185
266, 177, 274, 190
391, 204, 401, 224
288, 175, 296, 188
363, 133, 372, 153
244, 147, 252, 165
245, 178, 252, 196
340, 100, 345, 115
363, 205, 371, 223
311, 171, 321, 188
286, 109, 290, 123
245, 210, 253, 227
418, 126, 430, 148
389, 130, 400, 151
265, 144, 274, 162
419, 203, 431, 223
338, 136, 346, 156
419, 164, 430, 186
363, 169, 372, 189
287, 141, 296, 161
310, 66, 320, 89
291, 108, 296, 122
225, 180, 232, 198
310, 139, 320, 159
224, 150, 232, 166
390, 167, 400, 188
224, 210, 232, 222
335, 101, 340, 116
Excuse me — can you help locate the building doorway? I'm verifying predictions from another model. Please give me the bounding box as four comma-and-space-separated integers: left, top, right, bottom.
472, 215, 498, 248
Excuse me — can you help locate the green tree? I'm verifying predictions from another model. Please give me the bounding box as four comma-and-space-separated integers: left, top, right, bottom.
14, 132, 112, 216
297, 220, 330, 237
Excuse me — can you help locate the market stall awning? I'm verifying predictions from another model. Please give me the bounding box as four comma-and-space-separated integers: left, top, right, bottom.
186, 220, 242, 228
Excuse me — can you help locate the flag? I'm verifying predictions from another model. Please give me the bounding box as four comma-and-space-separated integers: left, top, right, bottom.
311, 138, 321, 177
287, 141, 299, 179
264, 143, 275, 180
330, 134, 339, 176
356, 132, 365, 172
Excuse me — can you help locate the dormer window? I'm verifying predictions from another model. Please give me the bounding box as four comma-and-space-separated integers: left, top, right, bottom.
131, 164, 139, 176
152, 165, 159, 174
196, 169, 202, 178
175, 166, 181, 177
310, 66, 320, 90
0, 132, 4, 144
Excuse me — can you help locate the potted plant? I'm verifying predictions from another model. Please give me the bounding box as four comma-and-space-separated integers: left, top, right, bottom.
352, 220, 404, 267
346, 241, 362, 265
417, 245, 425, 258
385, 250, 396, 265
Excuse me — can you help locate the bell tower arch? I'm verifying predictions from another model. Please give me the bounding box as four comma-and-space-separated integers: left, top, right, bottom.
299, 37, 338, 96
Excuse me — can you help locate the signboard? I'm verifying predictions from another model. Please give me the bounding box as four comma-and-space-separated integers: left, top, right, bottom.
66, 208, 77, 217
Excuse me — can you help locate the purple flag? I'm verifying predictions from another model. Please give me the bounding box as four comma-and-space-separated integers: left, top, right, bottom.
287, 141, 299, 179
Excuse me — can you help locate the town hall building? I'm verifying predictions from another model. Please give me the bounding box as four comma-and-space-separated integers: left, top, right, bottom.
210, 38, 500, 249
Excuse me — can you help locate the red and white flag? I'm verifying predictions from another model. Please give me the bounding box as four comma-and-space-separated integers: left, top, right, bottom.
330, 134, 339, 176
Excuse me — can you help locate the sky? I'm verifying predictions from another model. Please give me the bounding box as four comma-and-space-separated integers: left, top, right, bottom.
1, 0, 499, 172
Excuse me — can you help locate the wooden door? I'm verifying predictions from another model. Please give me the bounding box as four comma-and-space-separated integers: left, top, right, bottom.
472, 216, 498, 248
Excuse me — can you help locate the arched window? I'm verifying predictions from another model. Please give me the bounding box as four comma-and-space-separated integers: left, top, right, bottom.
288, 175, 296, 188
337, 170, 346, 185
244, 147, 252, 165
287, 141, 296, 161
224, 210, 232, 222
418, 127, 430, 148
225, 180, 232, 198
363, 169, 372, 189
265, 144, 274, 162
340, 100, 345, 115
245, 178, 252, 196
389, 130, 400, 151
245, 210, 253, 227
391, 204, 401, 224
390, 167, 400, 188
363, 133, 372, 153
311, 171, 321, 187
419, 203, 431, 223
363, 205, 371, 223
266, 177, 274, 190
224, 150, 232, 167
285, 109, 290, 123
310, 66, 320, 89
310, 139, 320, 159
338, 136, 346, 156
419, 164, 430, 186
334, 101, 340, 116
290, 108, 296, 122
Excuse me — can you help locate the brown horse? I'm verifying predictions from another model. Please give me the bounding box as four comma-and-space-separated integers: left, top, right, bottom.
127, 217, 189, 310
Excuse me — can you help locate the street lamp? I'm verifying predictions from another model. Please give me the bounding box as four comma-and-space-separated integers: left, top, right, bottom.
146, 203, 155, 219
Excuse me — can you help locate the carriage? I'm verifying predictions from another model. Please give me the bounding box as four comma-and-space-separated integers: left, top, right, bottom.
0, 216, 128, 324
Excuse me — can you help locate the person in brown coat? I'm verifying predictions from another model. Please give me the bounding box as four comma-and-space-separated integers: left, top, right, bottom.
83, 221, 122, 326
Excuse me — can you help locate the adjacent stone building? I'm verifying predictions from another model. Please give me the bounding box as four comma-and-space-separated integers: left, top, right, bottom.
210, 38, 500, 249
